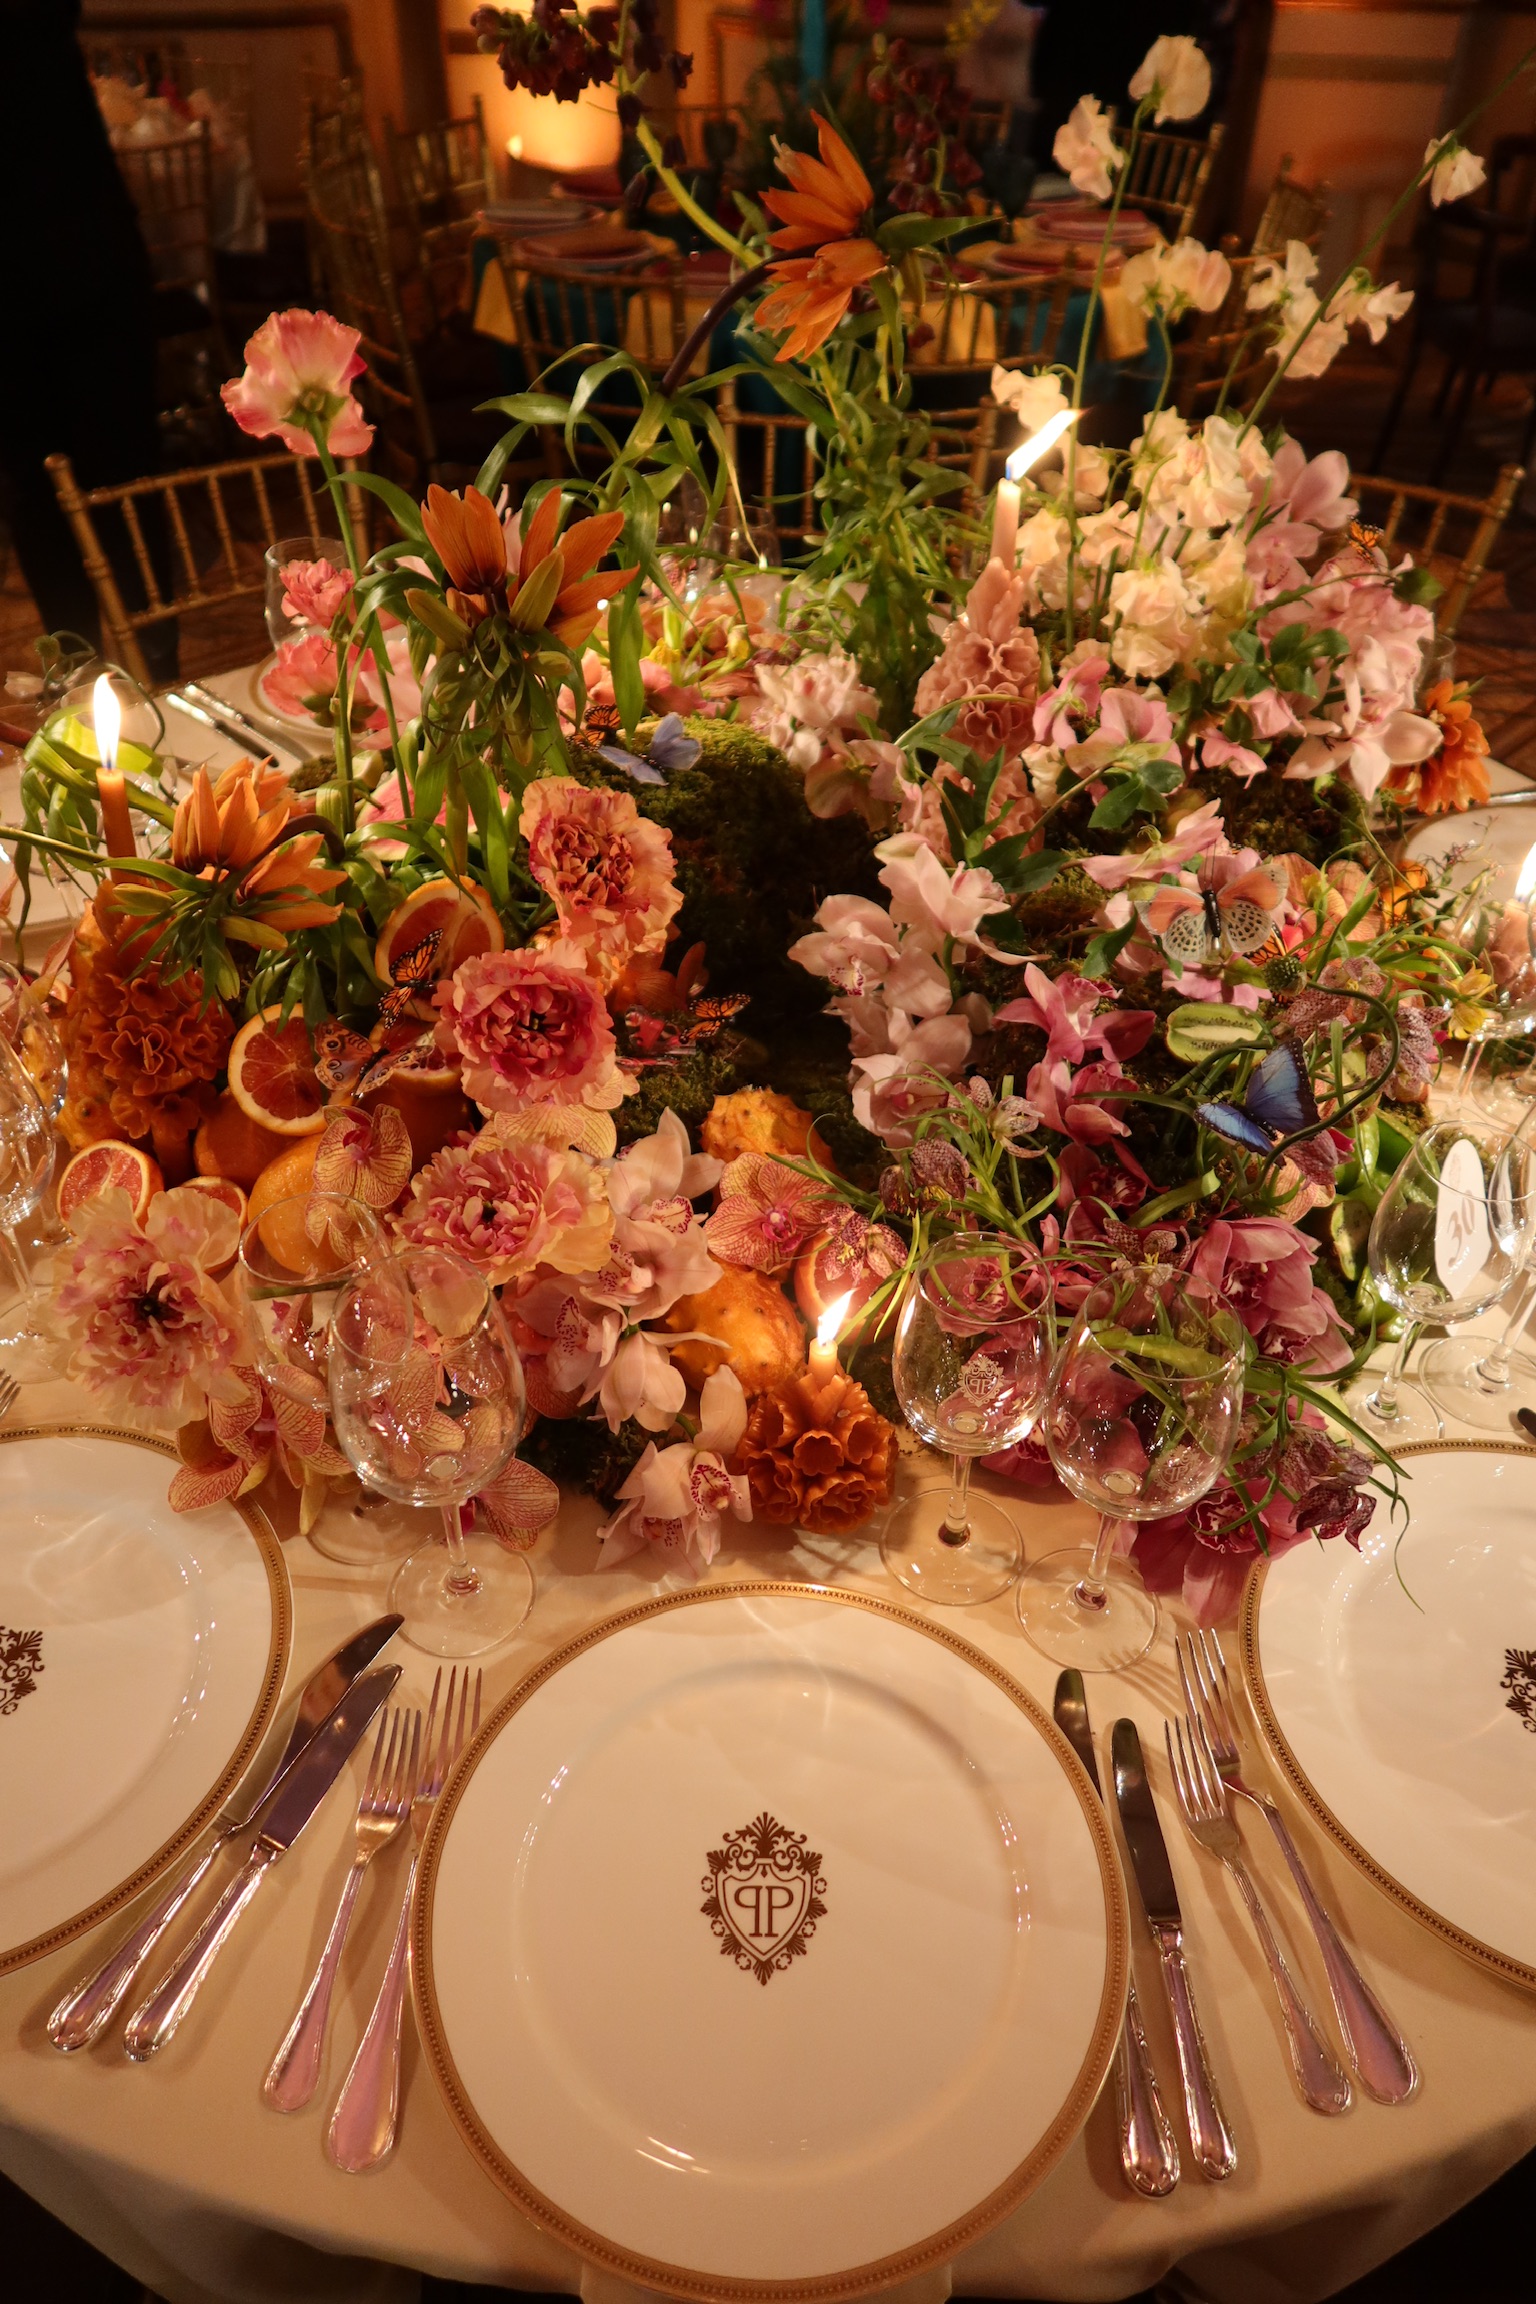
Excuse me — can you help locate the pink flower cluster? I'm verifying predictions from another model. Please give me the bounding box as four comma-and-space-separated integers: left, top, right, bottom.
435, 944, 629, 1114
993, 965, 1156, 1148
519, 777, 681, 985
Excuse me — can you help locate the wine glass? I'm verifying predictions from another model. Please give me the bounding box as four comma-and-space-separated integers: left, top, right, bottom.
237, 1192, 417, 1568
0, 966, 66, 1120
1347, 1116, 1536, 1443
0, 1034, 65, 1368
329, 1246, 533, 1658
1016, 1273, 1245, 1672
880, 1232, 1052, 1606
1402, 1114, 1536, 1432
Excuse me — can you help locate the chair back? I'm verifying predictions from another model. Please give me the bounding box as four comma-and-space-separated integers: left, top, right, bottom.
305, 159, 440, 484
114, 122, 221, 316
1173, 240, 1270, 419
492, 244, 686, 470
301, 79, 373, 182
388, 98, 495, 228
1123, 121, 1223, 241
1252, 156, 1330, 255
45, 450, 366, 688
1347, 463, 1525, 636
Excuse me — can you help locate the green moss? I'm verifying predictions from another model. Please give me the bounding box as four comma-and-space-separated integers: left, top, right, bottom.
1182, 768, 1367, 864
522, 1411, 650, 1507
614, 1044, 744, 1146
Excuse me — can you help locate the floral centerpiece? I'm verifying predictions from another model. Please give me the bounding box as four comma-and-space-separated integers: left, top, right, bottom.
11, 27, 1533, 1608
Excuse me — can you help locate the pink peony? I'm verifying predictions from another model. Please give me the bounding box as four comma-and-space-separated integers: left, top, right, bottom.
279, 556, 354, 628
394, 1133, 613, 1285
912, 560, 1041, 761
56, 1189, 244, 1424
520, 777, 682, 980
222, 309, 374, 458
435, 947, 629, 1114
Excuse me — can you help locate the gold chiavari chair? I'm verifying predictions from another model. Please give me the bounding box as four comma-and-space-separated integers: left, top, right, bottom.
1172, 239, 1267, 420
1122, 120, 1224, 242
387, 96, 495, 226
1252, 154, 1330, 256
910, 270, 1077, 493
304, 157, 443, 488
45, 450, 366, 688
114, 119, 230, 375
1348, 464, 1525, 637
492, 244, 687, 473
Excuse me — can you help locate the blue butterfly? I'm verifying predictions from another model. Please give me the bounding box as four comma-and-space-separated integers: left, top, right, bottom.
597, 712, 702, 786
1197, 1043, 1319, 1156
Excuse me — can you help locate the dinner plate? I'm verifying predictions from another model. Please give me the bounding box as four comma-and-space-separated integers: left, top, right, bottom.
416, 1583, 1125, 2300
1243, 1441, 1536, 1991
0, 1426, 289, 1975
1402, 798, 1531, 906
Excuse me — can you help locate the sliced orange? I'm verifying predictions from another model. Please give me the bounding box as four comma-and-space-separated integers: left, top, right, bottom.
374, 877, 504, 985
247, 1137, 339, 1272
57, 1140, 163, 1231
195, 1090, 293, 1186
227, 1007, 329, 1137
180, 1174, 249, 1228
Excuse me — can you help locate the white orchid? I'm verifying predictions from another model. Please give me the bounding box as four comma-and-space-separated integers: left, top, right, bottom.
1129, 35, 1212, 125
595, 1364, 751, 1579
1424, 136, 1486, 207
1052, 95, 1126, 204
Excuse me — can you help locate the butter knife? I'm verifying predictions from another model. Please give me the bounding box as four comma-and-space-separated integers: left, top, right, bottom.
1055, 1673, 1179, 2198
49, 1615, 403, 2052
123, 1664, 400, 2060
1112, 1718, 1237, 2183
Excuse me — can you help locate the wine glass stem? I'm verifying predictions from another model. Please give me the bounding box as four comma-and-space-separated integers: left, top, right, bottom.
1073, 1516, 1126, 1613
0, 1229, 28, 1302
940, 1454, 973, 1547
1476, 1278, 1531, 1388
1372, 1323, 1416, 1415
440, 1504, 482, 1599
1455, 1039, 1482, 1104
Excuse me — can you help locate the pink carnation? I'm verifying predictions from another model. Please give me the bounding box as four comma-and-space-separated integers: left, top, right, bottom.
913, 560, 1041, 761
435, 947, 628, 1113
395, 1133, 613, 1284
280, 556, 354, 628
519, 777, 681, 980
221, 308, 374, 458
262, 632, 386, 733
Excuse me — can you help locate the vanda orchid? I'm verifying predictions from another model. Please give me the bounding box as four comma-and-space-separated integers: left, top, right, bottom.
13, 26, 1536, 1629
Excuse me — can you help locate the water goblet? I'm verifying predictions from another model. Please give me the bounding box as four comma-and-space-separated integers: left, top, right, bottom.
329, 1246, 533, 1658
0, 1035, 65, 1370
237, 1192, 416, 1567
880, 1232, 1052, 1606
264, 536, 347, 649
0, 966, 66, 1121
1016, 1273, 1245, 1672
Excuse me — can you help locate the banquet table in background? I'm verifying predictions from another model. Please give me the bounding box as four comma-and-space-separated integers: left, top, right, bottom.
3, 1342, 1536, 2304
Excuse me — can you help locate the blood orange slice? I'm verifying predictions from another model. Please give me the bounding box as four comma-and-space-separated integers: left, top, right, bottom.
227, 1007, 329, 1136
374, 877, 504, 985
57, 1140, 163, 1231
180, 1174, 249, 1228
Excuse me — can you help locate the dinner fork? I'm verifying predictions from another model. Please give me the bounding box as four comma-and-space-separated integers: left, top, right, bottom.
263, 1705, 418, 2112
0, 1368, 18, 1421
1176, 1630, 1418, 2105
325, 1666, 481, 2172
1166, 1716, 1353, 2116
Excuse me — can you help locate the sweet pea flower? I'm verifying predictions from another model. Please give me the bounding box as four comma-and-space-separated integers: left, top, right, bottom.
1077, 796, 1228, 889
221, 309, 374, 458
1120, 237, 1231, 322
1247, 239, 1317, 316
1052, 95, 1126, 203
596, 1366, 751, 1578
1424, 136, 1486, 207
1107, 558, 1204, 677
1129, 34, 1211, 123
989, 365, 1070, 435
1335, 269, 1414, 344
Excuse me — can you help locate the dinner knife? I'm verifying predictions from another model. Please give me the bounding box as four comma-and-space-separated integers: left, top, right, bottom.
123, 1664, 400, 2060
1054, 1673, 1179, 2198
48, 1615, 403, 2052
1112, 1718, 1237, 2183
162, 687, 287, 771
173, 681, 307, 764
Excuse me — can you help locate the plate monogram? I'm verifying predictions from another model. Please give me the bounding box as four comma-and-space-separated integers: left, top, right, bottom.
1501, 1648, 1536, 1733
701, 1811, 827, 1985
0, 1627, 42, 1719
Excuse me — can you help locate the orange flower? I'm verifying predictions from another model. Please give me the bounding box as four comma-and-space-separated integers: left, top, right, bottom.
172, 758, 296, 873
1383, 679, 1491, 816
759, 113, 886, 362
418, 483, 639, 645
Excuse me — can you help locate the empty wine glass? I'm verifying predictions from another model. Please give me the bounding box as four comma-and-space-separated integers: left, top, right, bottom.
1347, 1115, 1536, 1443
1017, 1273, 1245, 1672
1372, 1115, 1536, 1437
881, 1232, 1052, 1606
237, 1192, 416, 1567
0, 965, 66, 1121
329, 1246, 532, 1657
0, 1034, 64, 1368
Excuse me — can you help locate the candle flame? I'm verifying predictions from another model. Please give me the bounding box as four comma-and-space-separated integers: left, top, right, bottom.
1516, 840, 1536, 906
1005, 407, 1081, 483
92, 674, 120, 777
816, 1291, 854, 1351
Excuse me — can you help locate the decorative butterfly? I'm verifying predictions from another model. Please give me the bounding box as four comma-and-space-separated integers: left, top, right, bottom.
620, 991, 750, 1070
1197, 1042, 1320, 1157
1379, 860, 1428, 927
597, 711, 703, 787
1348, 518, 1385, 553
314, 1018, 441, 1100
1138, 863, 1286, 970
374, 928, 442, 1033
581, 703, 623, 743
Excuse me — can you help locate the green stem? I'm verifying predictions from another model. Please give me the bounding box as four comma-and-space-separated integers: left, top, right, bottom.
635, 117, 754, 266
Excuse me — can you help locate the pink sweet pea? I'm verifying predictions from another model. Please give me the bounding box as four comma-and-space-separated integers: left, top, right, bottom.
222, 309, 374, 458
1077, 797, 1228, 891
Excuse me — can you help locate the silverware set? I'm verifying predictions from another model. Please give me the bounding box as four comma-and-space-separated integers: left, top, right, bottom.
161, 681, 308, 770
1058, 1637, 1417, 2201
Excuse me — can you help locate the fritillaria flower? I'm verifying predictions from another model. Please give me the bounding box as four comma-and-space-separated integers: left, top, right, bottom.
170, 758, 348, 936
758, 114, 886, 361
418, 483, 638, 646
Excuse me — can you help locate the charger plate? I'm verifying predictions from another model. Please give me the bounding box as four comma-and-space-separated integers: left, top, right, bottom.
0, 1426, 289, 1975
415, 1582, 1126, 2302
1242, 1440, 1536, 1992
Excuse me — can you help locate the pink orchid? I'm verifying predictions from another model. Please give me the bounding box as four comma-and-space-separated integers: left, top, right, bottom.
705, 1154, 836, 1272
789, 894, 902, 996
1026, 1055, 1133, 1145
512, 1278, 687, 1433
221, 309, 374, 458
1077, 798, 1230, 891
995, 966, 1156, 1066
874, 835, 1007, 948
596, 1366, 751, 1577
1187, 1217, 1351, 1373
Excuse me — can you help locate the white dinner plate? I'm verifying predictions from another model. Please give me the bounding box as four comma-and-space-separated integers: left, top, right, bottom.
1401, 791, 1536, 907
1243, 1440, 1536, 1991
416, 1583, 1125, 2301
0, 1426, 289, 1974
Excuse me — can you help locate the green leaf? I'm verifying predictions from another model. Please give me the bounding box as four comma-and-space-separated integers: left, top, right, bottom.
978, 840, 1068, 894
404, 589, 471, 650
1164, 1002, 1272, 1062
606, 584, 646, 741
338, 469, 427, 542
1395, 563, 1444, 605
1080, 919, 1136, 978
482, 391, 574, 427
876, 213, 973, 251
1088, 777, 1149, 831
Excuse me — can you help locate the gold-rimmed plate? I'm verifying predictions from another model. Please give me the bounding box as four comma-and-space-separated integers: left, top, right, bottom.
0, 1426, 289, 1974
415, 1583, 1126, 2302
1242, 1439, 1536, 1993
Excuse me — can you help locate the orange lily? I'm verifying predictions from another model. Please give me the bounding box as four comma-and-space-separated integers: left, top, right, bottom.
759, 113, 885, 361
757, 240, 889, 362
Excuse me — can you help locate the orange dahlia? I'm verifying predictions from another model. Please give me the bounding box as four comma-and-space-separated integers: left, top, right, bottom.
759, 114, 885, 362
1383, 679, 1491, 816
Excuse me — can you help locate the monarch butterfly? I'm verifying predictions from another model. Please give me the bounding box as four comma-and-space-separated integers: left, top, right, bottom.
1348, 518, 1385, 553
374, 928, 442, 1033
621, 992, 751, 1069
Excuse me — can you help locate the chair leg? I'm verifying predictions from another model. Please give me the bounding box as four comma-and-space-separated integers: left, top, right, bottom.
1519, 382, 1536, 473
1432, 359, 1481, 484
1368, 339, 1421, 473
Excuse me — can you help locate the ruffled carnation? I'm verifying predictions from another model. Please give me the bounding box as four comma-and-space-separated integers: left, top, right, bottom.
520, 777, 682, 982
435, 947, 629, 1113
395, 1133, 613, 1284
912, 561, 1041, 761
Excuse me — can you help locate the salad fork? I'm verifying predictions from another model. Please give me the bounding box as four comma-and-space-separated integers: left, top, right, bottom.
326, 1666, 481, 2172
263, 1705, 418, 2112
1176, 1629, 1418, 2105
1166, 1715, 1353, 2116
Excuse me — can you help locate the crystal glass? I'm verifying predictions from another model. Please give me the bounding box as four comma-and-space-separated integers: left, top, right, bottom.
0, 1034, 65, 1368
880, 1233, 1051, 1606
1415, 1111, 1536, 1429
237, 1192, 416, 1568
0, 966, 66, 1121
58, 668, 166, 769
329, 1246, 533, 1657
1017, 1274, 1245, 1672
1348, 1115, 1536, 1444
264, 536, 347, 648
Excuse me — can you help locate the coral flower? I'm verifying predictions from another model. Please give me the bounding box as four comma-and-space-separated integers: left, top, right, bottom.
221, 309, 373, 458
419, 484, 639, 645
1382, 679, 1490, 816
520, 776, 682, 981
435, 946, 629, 1113
170, 758, 346, 934
759, 113, 885, 361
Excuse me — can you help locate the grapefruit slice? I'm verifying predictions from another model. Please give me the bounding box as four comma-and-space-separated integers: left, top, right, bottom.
374, 877, 504, 985
228, 1008, 329, 1136
180, 1174, 249, 1228
57, 1140, 163, 1231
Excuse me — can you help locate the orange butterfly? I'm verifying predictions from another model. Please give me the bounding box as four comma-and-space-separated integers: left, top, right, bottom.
1138, 864, 1287, 969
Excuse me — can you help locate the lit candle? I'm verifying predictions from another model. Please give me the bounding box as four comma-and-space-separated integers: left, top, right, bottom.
507, 134, 524, 162
808, 1290, 854, 1381
988, 407, 1083, 566
91, 674, 136, 868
